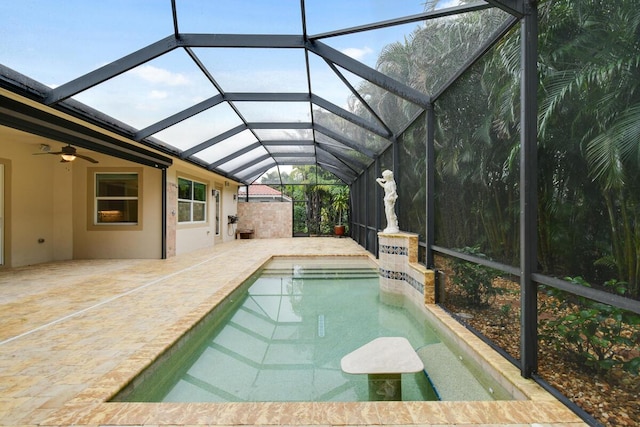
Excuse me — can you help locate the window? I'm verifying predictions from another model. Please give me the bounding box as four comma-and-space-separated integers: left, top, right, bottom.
95, 173, 139, 224
178, 177, 207, 223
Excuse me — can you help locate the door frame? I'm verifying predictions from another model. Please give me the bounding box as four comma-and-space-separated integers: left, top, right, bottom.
0, 159, 11, 268
0, 163, 4, 265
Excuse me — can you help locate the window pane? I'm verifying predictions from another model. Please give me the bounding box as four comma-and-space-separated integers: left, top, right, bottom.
97, 200, 138, 223
178, 178, 192, 200
193, 203, 205, 222
193, 182, 206, 201
178, 201, 191, 222
96, 173, 138, 197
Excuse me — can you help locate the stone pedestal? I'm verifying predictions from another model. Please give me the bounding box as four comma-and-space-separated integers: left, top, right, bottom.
340, 337, 424, 401
378, 231, 435, 305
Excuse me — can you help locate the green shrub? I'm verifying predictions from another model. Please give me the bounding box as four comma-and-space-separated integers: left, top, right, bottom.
450, 246, 502, 306
540, 277, 640, 375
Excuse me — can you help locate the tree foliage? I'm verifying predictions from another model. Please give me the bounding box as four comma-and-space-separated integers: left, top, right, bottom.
374, 0, 640, 298
263, 166, 349, 235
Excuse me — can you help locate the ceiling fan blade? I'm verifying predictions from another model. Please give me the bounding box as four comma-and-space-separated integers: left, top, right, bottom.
33, 145, 98, 163
75, 154, 99, 163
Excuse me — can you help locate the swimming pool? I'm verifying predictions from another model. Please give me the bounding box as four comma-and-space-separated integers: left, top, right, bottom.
114, 256, 510, 403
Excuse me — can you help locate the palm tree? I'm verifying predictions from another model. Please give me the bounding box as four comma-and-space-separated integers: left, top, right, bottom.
331, 186, 349, 226
537, 0, 640, 297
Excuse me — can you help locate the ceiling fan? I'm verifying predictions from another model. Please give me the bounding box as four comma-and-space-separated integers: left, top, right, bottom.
34, 144, 99, 163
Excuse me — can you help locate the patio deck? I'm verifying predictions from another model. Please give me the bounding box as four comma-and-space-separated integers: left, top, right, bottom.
0, 238, 585, 426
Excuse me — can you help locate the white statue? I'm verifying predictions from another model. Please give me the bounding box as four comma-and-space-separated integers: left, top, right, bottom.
376, 169, 399, 233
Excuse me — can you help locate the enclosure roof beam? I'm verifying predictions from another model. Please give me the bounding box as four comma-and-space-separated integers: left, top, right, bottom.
45, 35, 179, 105
225, 92, 310, 102
313, 124, 376, 158
45, 34, 306, 106
272, 152, 314, 158
185, 121, 319, 164
318, 163, 354, 184
222, 91, 393, 139
227, 153, 272, 176
176, 33, 306, 48
207, 142, 263, 169
180, 124, 247, 158
135, 94, 224, 140
170, 0, 179, 37
485, 0, 524, 18
316, 146, 359, 175
311, 94, 392, 139
249, 122, 313, 130
237, 163, 275, 184
310, 2, 492, 40
277, 159, 316, 165
306, 40, 432, 109
316, 156, 356, 182
323, 59, 395, 138
183, 47, 267, 157
262, 140, 315, 146
135, 92, 315, 141
432, 14, 519, 102
316, 141, 368, 169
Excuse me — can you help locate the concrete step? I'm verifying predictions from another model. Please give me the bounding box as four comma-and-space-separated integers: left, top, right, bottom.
416, 343, 495, 401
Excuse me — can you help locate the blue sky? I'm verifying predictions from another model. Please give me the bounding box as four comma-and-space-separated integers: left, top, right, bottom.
0, 0, 460, 85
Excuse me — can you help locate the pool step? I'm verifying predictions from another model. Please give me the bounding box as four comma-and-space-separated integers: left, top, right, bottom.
416, 343, 495, 401
262, 267, 378, 280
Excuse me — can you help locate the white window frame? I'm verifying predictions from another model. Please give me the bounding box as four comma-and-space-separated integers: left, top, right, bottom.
178, 177, 207, 224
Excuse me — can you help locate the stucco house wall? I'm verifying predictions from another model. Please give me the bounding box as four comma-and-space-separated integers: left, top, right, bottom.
72, 158, 164, 260
169, 163, 240, 256
0, 122, 241, 267
0, 135, 64, 266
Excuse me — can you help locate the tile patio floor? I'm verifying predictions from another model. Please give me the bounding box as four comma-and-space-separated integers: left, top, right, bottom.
0, 238, 586, 426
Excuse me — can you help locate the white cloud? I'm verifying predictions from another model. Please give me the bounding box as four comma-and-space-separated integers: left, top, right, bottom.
149, 90, 168, 100
340, 47, 374, 61
130, 65, 189, 86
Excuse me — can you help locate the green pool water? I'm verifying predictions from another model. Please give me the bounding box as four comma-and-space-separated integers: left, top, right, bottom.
116, 257, 487, 403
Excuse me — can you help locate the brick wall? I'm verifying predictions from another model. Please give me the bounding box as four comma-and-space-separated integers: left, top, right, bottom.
236, 202, 293, 238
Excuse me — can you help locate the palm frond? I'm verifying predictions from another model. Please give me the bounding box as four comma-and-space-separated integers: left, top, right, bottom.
586, 104, 640, 189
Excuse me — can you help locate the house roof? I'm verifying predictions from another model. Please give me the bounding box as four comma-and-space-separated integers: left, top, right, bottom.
238, 184, 283, 197
0, 1, 521, 185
